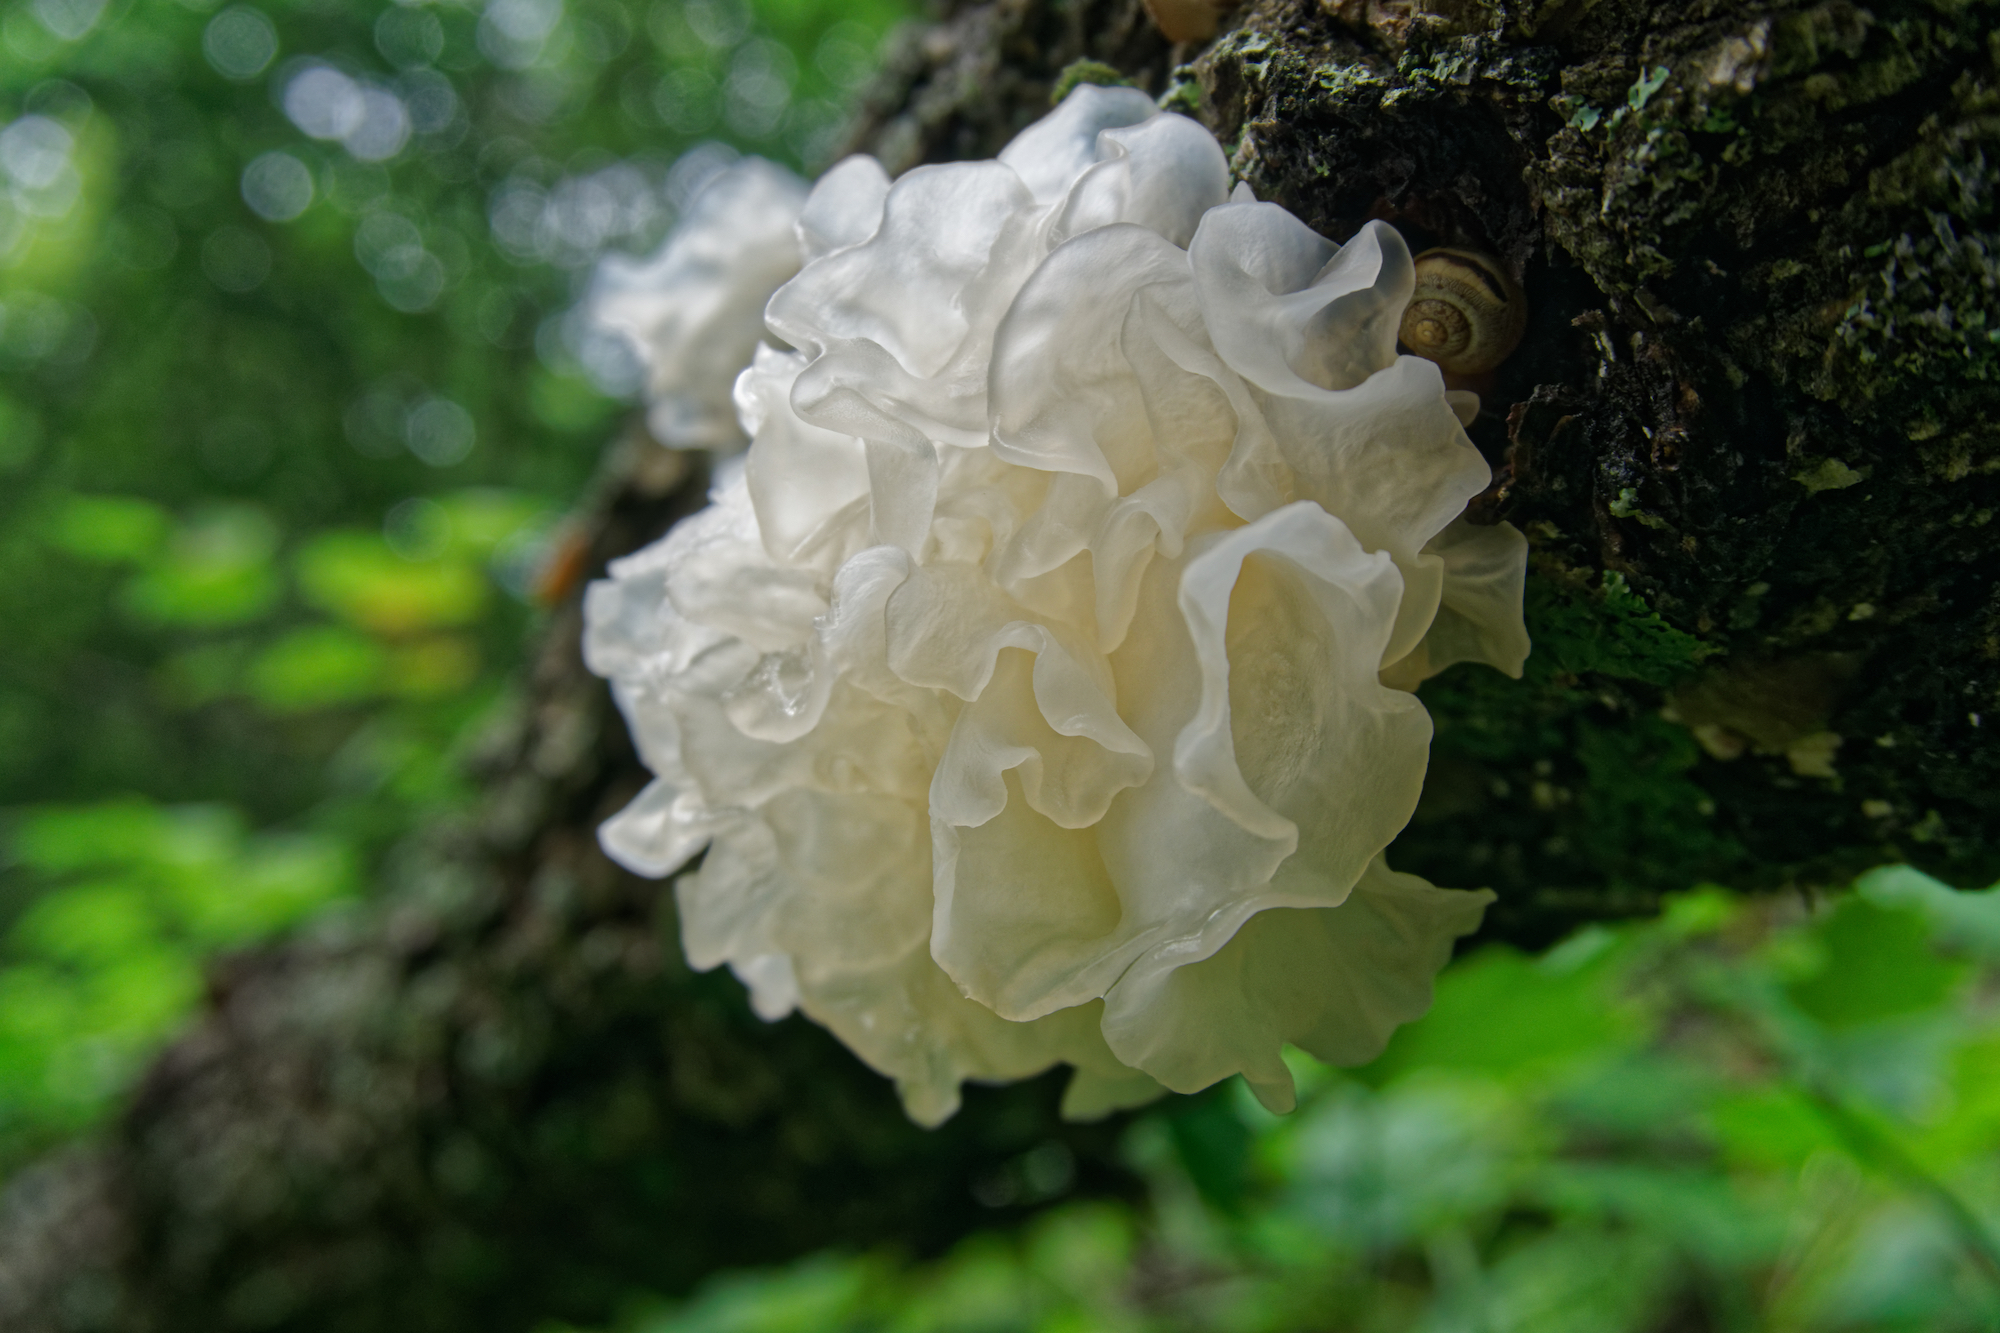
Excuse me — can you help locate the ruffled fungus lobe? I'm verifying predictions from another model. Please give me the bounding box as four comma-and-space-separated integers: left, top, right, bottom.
584, 88, 1531, 1125
590, 159, 808, 448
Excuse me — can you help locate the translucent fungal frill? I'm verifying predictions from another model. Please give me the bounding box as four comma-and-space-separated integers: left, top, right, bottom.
583, 87, 1529, 1124
589, 157, 808, 449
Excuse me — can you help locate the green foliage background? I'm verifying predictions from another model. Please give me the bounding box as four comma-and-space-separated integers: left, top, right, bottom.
0, 0, 905, 1165
2, 0, 1998, 1328
563, 871, 2000, 1333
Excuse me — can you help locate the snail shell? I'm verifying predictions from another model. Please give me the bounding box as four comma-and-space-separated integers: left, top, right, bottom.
1141, 0, 1237, 43
1399, 248, 1528, 376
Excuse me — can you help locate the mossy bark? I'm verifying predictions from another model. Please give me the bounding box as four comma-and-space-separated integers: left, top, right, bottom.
2, 0, 1995, 1327
1168, 0, 2000, 942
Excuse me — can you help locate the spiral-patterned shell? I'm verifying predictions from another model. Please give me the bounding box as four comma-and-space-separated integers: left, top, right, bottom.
1398, 248, 1527, 376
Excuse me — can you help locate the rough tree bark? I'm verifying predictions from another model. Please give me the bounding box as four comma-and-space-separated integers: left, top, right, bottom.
2, 0, 1994, 1327
1172, 0, 2000, 943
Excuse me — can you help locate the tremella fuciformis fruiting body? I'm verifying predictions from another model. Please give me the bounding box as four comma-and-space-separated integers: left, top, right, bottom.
583, 87, 1531, 1125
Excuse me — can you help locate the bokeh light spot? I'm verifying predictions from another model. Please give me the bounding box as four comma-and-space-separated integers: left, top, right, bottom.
405, 395, 475, 466
240, 150, 314, 222
283, 65, 366, 141
203, 6, 277, 80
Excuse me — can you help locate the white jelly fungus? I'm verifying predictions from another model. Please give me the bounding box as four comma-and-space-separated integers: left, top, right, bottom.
583, 87, 1530, 1124
589, 157, 808, 448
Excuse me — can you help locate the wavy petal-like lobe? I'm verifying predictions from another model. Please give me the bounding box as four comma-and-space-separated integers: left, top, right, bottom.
1100, 858, 1492, 1111
997, 83, 1162, 205
590, 158, 807, 447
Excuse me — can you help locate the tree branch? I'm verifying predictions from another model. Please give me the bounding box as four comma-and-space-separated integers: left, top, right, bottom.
5, 1, 1995, 1327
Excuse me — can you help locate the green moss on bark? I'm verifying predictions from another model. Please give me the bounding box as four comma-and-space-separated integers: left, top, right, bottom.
1186, 0, 2000, 921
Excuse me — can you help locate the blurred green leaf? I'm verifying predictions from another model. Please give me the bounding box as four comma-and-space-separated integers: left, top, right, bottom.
0, 800, 353, 1162
638, 1255, 877, 1333
295, 531, 488, 635
1658, 884, 1740, 937
8, 798, 176, 872
1919, 1029, 2000, 1168
172, 832, 356, 947
1546, 1050, 1717, 1141
1367, 934, 1636, 1085
1532, 1161, 1784, 1270
1473, 1226, 1677, 1333
10, 881, 157, 966
41, 493, 170, 563
248, 624, 388, 712
1708, 1086, 1845, 1170
1019, 1205, 1136, 1309
120, 507, 282, 627
1859, 865, 2000, 962
1786, 896, 1970, 1029
1273, 1075, 1528, 1249
433, 489, 550, 559
530, 367, 624, 432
